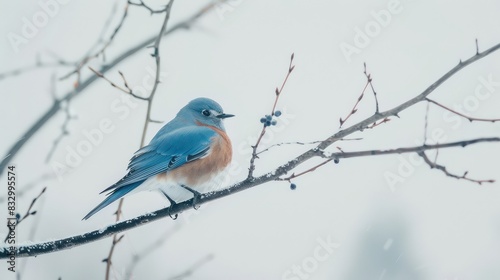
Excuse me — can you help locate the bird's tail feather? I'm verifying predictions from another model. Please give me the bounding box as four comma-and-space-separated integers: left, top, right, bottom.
82, 181, 143, 220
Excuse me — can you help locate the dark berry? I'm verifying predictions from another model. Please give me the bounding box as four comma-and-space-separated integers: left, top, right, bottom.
334, 158, 339, 164
266, 115, 272, 121
265, 120, 271, 127
271, 120, 277, 126
260, 117, 266, 123
274, 110, 282, 117
290, 183, 297, 190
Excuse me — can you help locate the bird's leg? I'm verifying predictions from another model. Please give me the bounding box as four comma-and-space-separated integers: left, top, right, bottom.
180, 185, 202, 210
160, 190, 178, 220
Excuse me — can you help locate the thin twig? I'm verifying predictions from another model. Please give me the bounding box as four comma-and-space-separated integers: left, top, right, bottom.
364, 62, 379, 113
418, 151, 494, 184
139, 0, 174, 146
16, 187, 47, 225
81, 0, 120, 60
4, 187, 47, 242
423, 101, 430, 143
88, 67, 149, 100
340, 63, 380, 128
118, 71, 133, 92
60, 2, 130, 81
128, 0, 170, 14
365, 117, 390, 129
17, 188, 47, 279
256, 140, 323, 156
281, 159, 333, 181
248, 53, 295, 179
256, 138, 362, 156
339, 79, 369, 128
426, 98, 500, 122
104, 199, 124, 280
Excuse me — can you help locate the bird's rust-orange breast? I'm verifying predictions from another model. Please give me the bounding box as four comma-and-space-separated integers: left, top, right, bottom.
166, 124, 232, 186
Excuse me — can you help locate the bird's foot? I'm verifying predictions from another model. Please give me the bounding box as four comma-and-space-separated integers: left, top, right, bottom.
168, 206, 178, 220
182, 185, 202, 210
161, 190, 179, 220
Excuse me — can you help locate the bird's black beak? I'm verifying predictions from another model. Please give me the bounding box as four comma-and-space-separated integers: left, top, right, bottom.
217, 113, 235, 119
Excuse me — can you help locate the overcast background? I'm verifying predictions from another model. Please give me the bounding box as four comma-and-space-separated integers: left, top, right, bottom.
1, 0, 500, 279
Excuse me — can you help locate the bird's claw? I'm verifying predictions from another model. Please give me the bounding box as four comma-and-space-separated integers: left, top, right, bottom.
192, 196, 200, 210
168, 209, 178, 220
182, 185, 202, 210
161, 190, 179, 220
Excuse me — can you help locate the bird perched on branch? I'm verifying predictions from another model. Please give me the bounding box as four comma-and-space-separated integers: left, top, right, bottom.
83, 97, 234, 220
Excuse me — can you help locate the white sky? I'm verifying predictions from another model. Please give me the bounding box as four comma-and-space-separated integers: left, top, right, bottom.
1, 0, 500, 279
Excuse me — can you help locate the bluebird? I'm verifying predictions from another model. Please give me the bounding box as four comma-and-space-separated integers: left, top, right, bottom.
83, 97, 234, 220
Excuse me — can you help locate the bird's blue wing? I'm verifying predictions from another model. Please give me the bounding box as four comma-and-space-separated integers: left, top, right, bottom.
102, 125, 217, 194
82, 126, 216, 220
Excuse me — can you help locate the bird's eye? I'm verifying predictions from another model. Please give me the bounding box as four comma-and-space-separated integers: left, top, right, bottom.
202, 109, 211, 116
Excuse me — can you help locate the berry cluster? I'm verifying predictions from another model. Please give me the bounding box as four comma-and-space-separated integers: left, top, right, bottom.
260, 110, 282, 127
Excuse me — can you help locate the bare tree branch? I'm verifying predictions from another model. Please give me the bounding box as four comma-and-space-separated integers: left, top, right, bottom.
2, 41, 500, 260
2, 137, 498, 259
279, 138, 500, 182
316, 137, 499, 162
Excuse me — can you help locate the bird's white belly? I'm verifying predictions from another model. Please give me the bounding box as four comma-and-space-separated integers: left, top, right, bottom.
129, 168, 229, 203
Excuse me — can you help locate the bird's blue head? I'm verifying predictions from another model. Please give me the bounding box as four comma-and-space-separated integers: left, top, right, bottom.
177, 97, 234, 131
